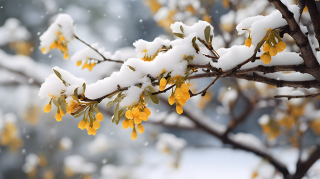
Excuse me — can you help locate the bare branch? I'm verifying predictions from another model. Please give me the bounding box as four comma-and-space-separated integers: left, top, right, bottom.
74, 35, 125, 64
274, 92, 320, 99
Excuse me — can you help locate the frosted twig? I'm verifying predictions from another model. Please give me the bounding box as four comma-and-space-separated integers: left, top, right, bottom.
74, 35, 124, 64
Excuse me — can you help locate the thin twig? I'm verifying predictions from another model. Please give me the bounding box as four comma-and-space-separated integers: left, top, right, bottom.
74, 35, 124, 64
152, 85, 175, 95
191, 76, 221, 96
274, 92, 320, 99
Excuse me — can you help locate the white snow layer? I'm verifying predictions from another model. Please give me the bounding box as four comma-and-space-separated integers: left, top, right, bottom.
40, 14, 76, 54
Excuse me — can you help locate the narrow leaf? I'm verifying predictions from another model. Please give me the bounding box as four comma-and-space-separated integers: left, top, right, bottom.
53, 69, 62, 79
71, 106, 86, 116
82, 83, 86, 93
74, 111, 85, 118
147, 91, 159, 104
112, 103, 119, 124
106, 100, 115, 107
74, 87, 79, 97
147, 85, 157, 93
143, 91, 149, 104
173, 33, 184, 39
127, 65, 136, 71
204, 26, 211, 43
192, 36, 196, 44
180, 25, 184, 33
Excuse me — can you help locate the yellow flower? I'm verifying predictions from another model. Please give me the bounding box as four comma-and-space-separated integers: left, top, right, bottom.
60, 109, 66, 116
159, 85, 165, 91
260, 53, 271, 64
160, 78, 167, 86
168, 95, 175, 105
96, 112, 103, 121
55, 112, 62, 121
78, 120, 86, 130
44, 103, 52, 113
125, 110, 134, 119
82, 62, 89, 69
269, 46, 277, 56
128, 119, 134, 128
131, 128, 138, 140
263, 43, 270, 52
178, 98, 186, 106
41, 47, 46, 53
93, 121, 100, 129
176, 104, 183, 114
63, 53, 69, 60
181, 83, 189, 93
132, 107, 140, 117
139, 112, 148, 121
76, 61, 82, 66
143, 107, 151, 116
276, 40, 286, 52
245, 38, 252, 47
137, 124, 144, 133
122, 118, 129, 129
134, 116, 142, 124
175, 88, 183, 99
183, 91, 190, 101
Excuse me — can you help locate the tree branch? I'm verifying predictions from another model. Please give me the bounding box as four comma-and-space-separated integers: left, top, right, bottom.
274, 92, 320, 99
292, 145, 320, 179
270, 0, 320, 82
74, 35, 125, 64
305, 0, 320, 48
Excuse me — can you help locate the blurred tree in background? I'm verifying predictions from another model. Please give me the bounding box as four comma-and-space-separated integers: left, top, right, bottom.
1, 1, 320, 179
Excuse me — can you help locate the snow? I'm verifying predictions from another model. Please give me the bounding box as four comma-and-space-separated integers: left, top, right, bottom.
71, 43, 128, 63
170, 21, 214, 42
258, 114, 270, 125
40, 14, 76, 54
60, 137, 73, 150
64, 155, 96, 174
87, 134, 109, 154
213, 45, 254, 70
236, 4, 300, 47
156, 133, 187, 152
230, 133, 267, 152
22, 153, 39, 173
0, 18, 31, 46
38, 66, 85, 99
0, 50, 50, 84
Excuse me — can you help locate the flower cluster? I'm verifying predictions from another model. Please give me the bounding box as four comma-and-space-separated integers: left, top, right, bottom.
41, 32, 70, 60
44, 92, 104, 136
260, 29, 286, 64
160, 75, 192, 114
77, 59, 97, 71
123, 94, 151, 140
0, 116, 23, 152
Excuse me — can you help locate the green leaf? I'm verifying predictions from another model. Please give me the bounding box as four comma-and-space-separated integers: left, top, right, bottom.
59, 98, 67, 114
82, 83, 86, 93
53, 69, 67, 86
204, 26, 211, 43
173, 33, 184, 39
71, 106, 86, 116
192, 36, 196, 44
180, 25, 184, 33
147, 85, 157, 93
147, 91, 159, 104
106, 100, 115, 107
210, 35, 213, 43
74, 87, 79, 97
127, 65, 136, 71
143, 91, 149, 104
74, 111, 85, 118
112, 103, 119, 124
93, 104, 99, 113
53, 69, 62, 79
52, 99, 58, 107
107, 91, 121, 99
